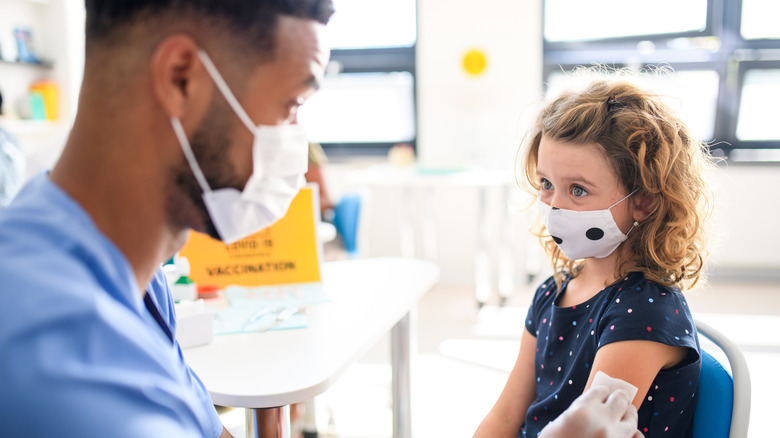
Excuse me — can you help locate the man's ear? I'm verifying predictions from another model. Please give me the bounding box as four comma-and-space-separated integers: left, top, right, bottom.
632, 191, 657, 222
149, 35, 211, 122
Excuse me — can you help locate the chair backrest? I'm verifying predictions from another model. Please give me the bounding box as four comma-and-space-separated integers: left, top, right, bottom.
692, 319, 751, 438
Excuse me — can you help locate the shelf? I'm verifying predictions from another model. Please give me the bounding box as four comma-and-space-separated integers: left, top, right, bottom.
0, 119, 63, 135
0, 0, 51, 4
0, 58, 54, 69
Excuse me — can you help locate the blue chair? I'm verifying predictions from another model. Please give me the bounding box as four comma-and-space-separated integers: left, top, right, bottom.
692, 319, 751, 438
332, 193, 362, 257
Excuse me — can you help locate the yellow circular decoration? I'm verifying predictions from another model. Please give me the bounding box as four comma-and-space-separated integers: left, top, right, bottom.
462, 49, 488, 76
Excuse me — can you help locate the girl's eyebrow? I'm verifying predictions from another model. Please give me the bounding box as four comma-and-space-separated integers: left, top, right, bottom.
567, 176, 598, 187
536, 170, 598, 188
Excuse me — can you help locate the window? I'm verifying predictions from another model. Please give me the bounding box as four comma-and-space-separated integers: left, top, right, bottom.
740, 0, 780, 40
298, 71, 416, 144
544, 0, 709, 42
303, 0, 417, 156
542, 0, 780, 160
546, 69, 720, 141
325, 0, 416, 49
736, 67, 780, 142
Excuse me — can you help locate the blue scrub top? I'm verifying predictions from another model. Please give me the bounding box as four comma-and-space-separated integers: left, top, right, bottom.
0, 173, 223, 437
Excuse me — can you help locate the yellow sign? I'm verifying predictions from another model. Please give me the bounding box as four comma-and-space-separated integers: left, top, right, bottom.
180, 186, 321, 287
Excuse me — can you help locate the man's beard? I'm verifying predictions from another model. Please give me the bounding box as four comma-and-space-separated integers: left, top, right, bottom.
168, 97, 245, 241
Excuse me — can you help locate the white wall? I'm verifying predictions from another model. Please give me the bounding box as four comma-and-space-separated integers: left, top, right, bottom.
329, 0, 546, 291
709, 164, 780, 275
412, 0, 544, 286
416, 0, 543, 170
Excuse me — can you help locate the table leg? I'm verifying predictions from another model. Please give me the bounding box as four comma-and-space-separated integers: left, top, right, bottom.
497, 185, 514, 307
391, 311, 412, 438
245, 405, 291, 438
475, 186, 491, 308
421, 186, 437, 262
400, 186, 416, 258
302, 399, 318, 438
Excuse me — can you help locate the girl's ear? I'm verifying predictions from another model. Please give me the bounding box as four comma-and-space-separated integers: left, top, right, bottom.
633, 192, 656, 222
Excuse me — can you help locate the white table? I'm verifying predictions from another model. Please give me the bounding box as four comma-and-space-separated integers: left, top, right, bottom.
183, 257, 440, 438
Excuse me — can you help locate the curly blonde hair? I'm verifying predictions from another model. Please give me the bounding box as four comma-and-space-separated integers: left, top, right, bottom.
520, 75, 715, 291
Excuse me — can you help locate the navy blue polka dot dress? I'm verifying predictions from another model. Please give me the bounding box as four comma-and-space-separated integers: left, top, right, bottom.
520, 273, 700, 438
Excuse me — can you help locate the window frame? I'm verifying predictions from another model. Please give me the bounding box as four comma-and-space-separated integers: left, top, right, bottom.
315, 24, 417, 157
542, 0, 780, 160
731, 59, 780, 149
542, 0, 718, 48
735, 0, 780, 45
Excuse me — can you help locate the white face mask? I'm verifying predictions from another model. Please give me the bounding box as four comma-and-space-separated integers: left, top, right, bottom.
537, 190, 637, 260
170, 49, 309, 244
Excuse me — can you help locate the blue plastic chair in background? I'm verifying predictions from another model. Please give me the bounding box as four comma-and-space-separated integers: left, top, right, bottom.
692, 319, 751, 438
332, 193, 362, 258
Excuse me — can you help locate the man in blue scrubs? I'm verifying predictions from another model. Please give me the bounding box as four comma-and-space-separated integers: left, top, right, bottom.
0, 1, 643, 436
0, 1, 333, 436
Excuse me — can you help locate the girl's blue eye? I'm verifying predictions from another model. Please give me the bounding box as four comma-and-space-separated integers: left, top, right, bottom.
541, 179, 553, 190
571, 185, 588, 197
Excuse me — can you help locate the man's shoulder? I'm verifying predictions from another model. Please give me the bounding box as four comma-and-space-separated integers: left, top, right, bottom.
0, 239, 117, 342
1, 173, 87, 239
1, 173, 138, 302
0, 194, 99, 302
0, 186, 141, 346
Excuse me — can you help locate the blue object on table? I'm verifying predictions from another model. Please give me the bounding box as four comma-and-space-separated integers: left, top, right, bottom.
333, 193, 361, 257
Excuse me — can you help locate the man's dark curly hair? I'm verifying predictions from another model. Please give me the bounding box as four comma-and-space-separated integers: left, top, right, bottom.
84, 0, 334, 58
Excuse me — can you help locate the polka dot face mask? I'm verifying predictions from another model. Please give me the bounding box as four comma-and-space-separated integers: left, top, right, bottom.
537, 190, 637, 260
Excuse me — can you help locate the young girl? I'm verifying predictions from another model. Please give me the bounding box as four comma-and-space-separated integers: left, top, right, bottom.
475, 76, 714, 438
